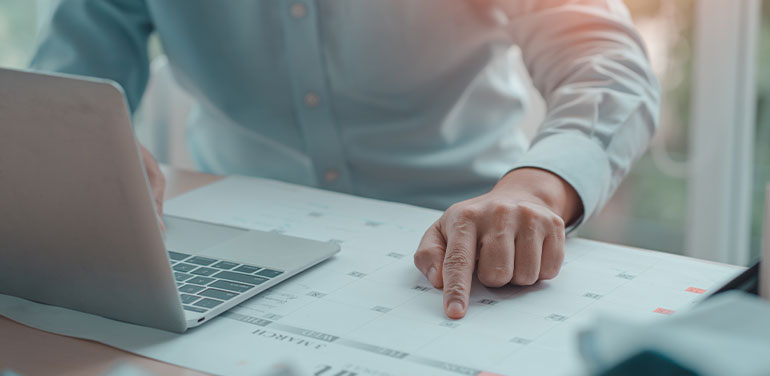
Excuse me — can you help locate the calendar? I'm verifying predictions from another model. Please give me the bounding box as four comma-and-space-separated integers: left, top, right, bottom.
0, 176, 742, 376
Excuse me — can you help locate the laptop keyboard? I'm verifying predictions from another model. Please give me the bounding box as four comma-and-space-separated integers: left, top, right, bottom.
168, 251, 284, 314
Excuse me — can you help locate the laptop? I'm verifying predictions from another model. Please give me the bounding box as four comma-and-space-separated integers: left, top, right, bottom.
0, 68, 340, 332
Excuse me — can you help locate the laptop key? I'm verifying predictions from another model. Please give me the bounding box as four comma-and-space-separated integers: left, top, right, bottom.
200, 288, 238, 301
209, 280, 254, 293
187, 256, 217, 266
183, 305, 207, 313
180, 294, 200, 304
173, 263, 197, 272
190, 267, 218, 276
212, 261, 239, 270
168, 251, 191, 261
233, 265, 260, 274
256, 269, 283, 278
174, 272, 194, 282
179, 284, 206, 294
213, 271, 269, 286
193, 298, 223, 309
188, 276, 215, 285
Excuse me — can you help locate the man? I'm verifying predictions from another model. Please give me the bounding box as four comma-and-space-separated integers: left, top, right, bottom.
31, 0, 660, 319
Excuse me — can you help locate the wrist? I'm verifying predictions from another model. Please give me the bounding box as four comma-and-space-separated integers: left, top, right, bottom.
493, 167, 584, 226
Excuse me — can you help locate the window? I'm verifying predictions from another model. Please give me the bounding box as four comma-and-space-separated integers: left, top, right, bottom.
580, 1, 696, 254
752, 3, 770, 260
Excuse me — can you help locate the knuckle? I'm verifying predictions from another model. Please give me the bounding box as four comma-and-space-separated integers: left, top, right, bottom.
443, 281, 468, 297
550, 215, 565, 229
541, 257, 563, 277
414, 246, 441, 265
490, 201, 516, 218
414, 246, 429, 257
541, 253, 565, 280
554, 227, 567, 242
484, 230, 507, 244
515, 203, 538, 218
512, 270, 539, 286
413, 250, 424, 266
443, 252, 472, 271
453, 205, 481, 222
514, 206, 541, 226
479, 267, 511, 288
539, 264, 561, 280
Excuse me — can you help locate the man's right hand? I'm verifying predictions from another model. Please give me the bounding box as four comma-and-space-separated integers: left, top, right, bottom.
139, 143, 166, 231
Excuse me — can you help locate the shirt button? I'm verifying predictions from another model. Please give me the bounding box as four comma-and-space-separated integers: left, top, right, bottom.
290, 3, 307, 19
304, 92, 320, 108
324, 168, 340, 183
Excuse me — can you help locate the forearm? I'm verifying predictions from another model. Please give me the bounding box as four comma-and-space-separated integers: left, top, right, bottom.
30, 0, 154, 112
502, 0, 660, 223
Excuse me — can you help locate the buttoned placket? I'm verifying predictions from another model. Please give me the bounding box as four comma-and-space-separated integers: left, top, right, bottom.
281, 0, 353, 192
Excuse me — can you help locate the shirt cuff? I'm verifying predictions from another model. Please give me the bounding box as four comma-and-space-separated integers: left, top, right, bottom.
505, 132, 612, 233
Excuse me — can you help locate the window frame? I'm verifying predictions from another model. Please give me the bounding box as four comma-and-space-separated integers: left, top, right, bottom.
685, 0, 760, 265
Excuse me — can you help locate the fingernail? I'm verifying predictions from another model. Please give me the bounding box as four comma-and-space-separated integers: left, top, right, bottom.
427, 266, 437, 285
447, 301, 465, 319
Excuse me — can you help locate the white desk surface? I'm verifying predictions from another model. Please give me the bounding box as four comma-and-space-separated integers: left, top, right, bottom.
0, 166, 741, 376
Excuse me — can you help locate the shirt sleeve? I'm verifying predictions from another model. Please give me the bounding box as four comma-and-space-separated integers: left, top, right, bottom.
498, 0, 661, 228
30, 0, 154, 113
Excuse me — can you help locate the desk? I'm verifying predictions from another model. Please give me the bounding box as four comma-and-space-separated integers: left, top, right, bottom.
0, 167, 740, 375
0, 166, 219, 376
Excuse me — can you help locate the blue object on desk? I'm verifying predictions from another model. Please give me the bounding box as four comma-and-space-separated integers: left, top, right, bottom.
579, 291, 770, 376
597, 350, 697, 376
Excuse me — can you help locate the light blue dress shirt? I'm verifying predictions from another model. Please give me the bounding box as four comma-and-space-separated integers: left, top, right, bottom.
30, 0, 660, 222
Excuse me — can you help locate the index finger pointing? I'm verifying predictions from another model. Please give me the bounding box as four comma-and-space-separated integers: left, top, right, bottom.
442, 220, 478, 319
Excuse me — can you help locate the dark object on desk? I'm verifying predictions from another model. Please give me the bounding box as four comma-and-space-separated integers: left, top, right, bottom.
598, 350, 698, 376
705, 261, 760, 299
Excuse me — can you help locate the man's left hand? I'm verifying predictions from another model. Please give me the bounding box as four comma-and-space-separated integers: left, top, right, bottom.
413, 167, 582, 319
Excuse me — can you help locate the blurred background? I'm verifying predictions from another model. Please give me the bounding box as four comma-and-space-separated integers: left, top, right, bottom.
0, 0, 767, 265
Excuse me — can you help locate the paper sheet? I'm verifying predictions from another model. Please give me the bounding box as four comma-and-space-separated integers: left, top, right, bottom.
0, 176, 743, 376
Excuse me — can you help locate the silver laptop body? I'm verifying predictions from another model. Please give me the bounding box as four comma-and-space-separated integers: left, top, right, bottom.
0, 68, 340, 332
